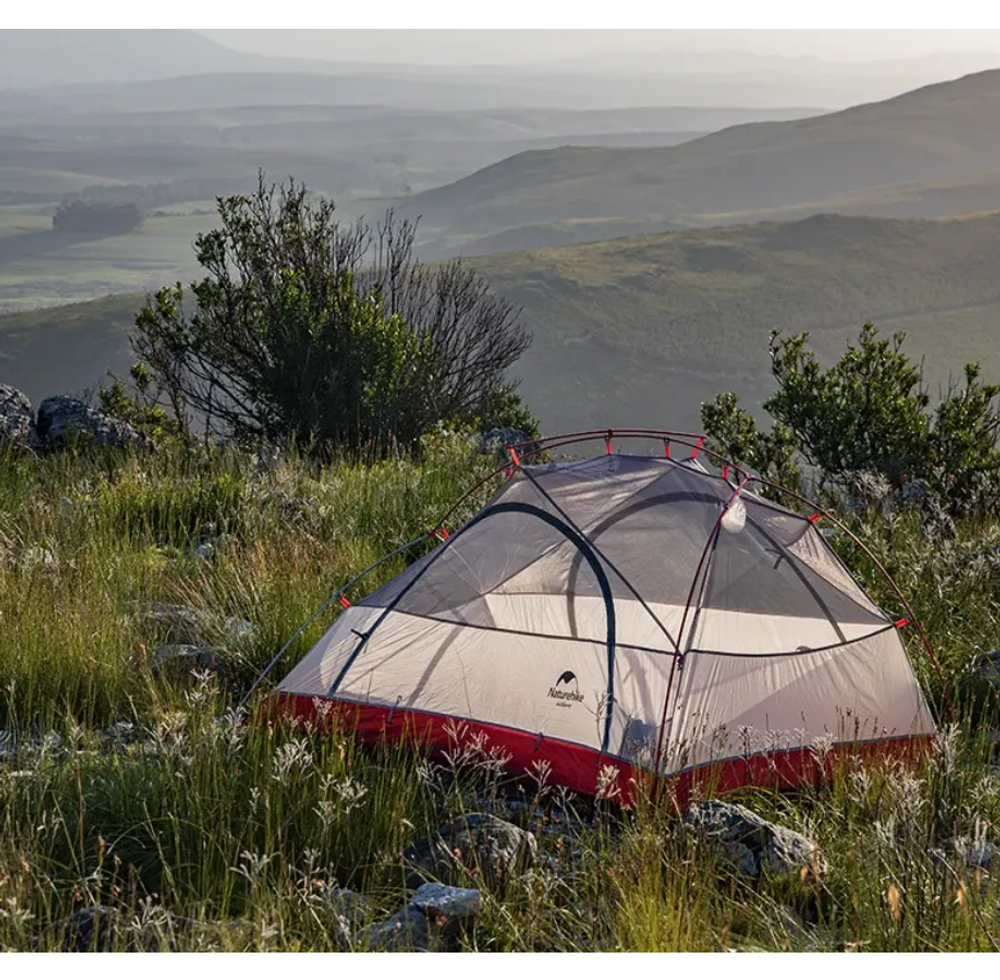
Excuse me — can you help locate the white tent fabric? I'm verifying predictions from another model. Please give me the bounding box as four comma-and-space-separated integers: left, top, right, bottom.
277, 454, 936, 791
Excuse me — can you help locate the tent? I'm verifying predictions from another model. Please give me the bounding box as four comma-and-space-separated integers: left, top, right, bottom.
273, 433, 937, 802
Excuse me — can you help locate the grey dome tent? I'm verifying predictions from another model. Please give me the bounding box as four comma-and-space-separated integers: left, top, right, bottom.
270, 430, 937, 802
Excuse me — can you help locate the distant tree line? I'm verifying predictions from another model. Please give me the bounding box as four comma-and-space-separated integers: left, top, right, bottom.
52, 201, 144, 235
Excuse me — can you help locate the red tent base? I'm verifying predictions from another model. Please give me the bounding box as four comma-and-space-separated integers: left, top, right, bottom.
271, 695, 933, 809
270, 695, 933, 810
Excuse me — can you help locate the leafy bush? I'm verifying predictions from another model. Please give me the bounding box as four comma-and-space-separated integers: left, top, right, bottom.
702, 324, 1000, 516
130, 174, 532, 457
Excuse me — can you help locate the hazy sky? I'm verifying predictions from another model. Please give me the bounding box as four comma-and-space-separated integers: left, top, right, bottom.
200, 30, 1000, 66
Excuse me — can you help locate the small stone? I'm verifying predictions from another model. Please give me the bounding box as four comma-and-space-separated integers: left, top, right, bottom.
360, 906, 430, 952
146, 645, 228, 684
323, 886, 368, 912
54, 906, 122, 952
136, 603, 255, 647
138, 604, 205, 645
684, 800, 826, 879
16, 546, 58, 573
224, 617, 255, 641
104, 721, 138, 746
403, 813, 538, 889
950, 837, 995, 873
409, 883, 482, 922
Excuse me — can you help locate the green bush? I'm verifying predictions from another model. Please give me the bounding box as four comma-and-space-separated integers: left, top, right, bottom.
703, 324, 1000, 517
129, 174, 532, 458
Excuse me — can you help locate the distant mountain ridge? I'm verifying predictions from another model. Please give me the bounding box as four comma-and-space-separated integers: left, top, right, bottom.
395, 68, 1000, 248
2, 30, 998, 113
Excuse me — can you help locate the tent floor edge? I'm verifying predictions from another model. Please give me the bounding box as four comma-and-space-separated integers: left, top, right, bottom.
267, 695, 935, 810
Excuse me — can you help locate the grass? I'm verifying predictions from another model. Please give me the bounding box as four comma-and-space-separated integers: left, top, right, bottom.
472, 210, 1000, 433
2, 432, 1000, 951
0, 208, 214, 313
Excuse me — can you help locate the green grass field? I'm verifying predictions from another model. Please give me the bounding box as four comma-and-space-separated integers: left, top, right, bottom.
0, 208, 215, 313
1, 434, 999, 951
470, 211, 1000, 432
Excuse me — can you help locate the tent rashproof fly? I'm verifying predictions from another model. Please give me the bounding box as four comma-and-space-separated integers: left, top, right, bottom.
274, 448, 937, 802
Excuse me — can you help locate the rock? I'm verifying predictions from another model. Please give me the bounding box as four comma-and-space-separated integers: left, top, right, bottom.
403, 813, 538, 889
195, 542, 215, 562
320, 888, 368, 947
949, 837, 995, 873
322, 886, 369, 913
224, 617, 255, 641
359, 906, 430, 952
0, 384, 39, 450
36, 395, 146, 451
103, 721, 138, 747
15, 546, 58, 573
259, 490, 317, 523
409, 883, 482, 924
35, 905, 249, 953
479, 428, 531, 462
976, 651, 1000, 688
138, 604, 205, 645
899, 478, 931, 508
146, 645, 229, 685
53, 905, 122, 952
683, 800, 826, 879
136, 603, 255, 647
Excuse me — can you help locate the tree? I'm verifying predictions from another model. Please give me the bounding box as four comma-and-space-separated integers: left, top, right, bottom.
699, 391, 802, 493
130, 174, 532, 455
764, 324, 931, 490
702, 324, 1000, 517
52, 201, 144, 235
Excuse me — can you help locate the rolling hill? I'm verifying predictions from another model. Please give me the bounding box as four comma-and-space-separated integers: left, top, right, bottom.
397, 69, 1000, 249
4, 211, 1000, 435
0, 101, 815, 214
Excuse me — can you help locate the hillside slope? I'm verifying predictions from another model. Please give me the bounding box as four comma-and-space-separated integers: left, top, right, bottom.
470, 210, 1000, 431
4, 212, 1000, 434
400, 69, 1000, 241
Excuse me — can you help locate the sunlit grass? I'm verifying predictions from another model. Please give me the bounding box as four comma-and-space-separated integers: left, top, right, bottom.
2, 437, 1000, 951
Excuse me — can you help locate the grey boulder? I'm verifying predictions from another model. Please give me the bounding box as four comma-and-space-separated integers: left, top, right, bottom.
409, 883, 482, 922
0, 384, 39, 450
359, 906, 431, 952
36, 395, 146, 451
403, 813, 538, 889
684, 800, 826, 878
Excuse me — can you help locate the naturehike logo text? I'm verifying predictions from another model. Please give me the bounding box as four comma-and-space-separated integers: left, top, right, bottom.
548, 671, 584, 706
